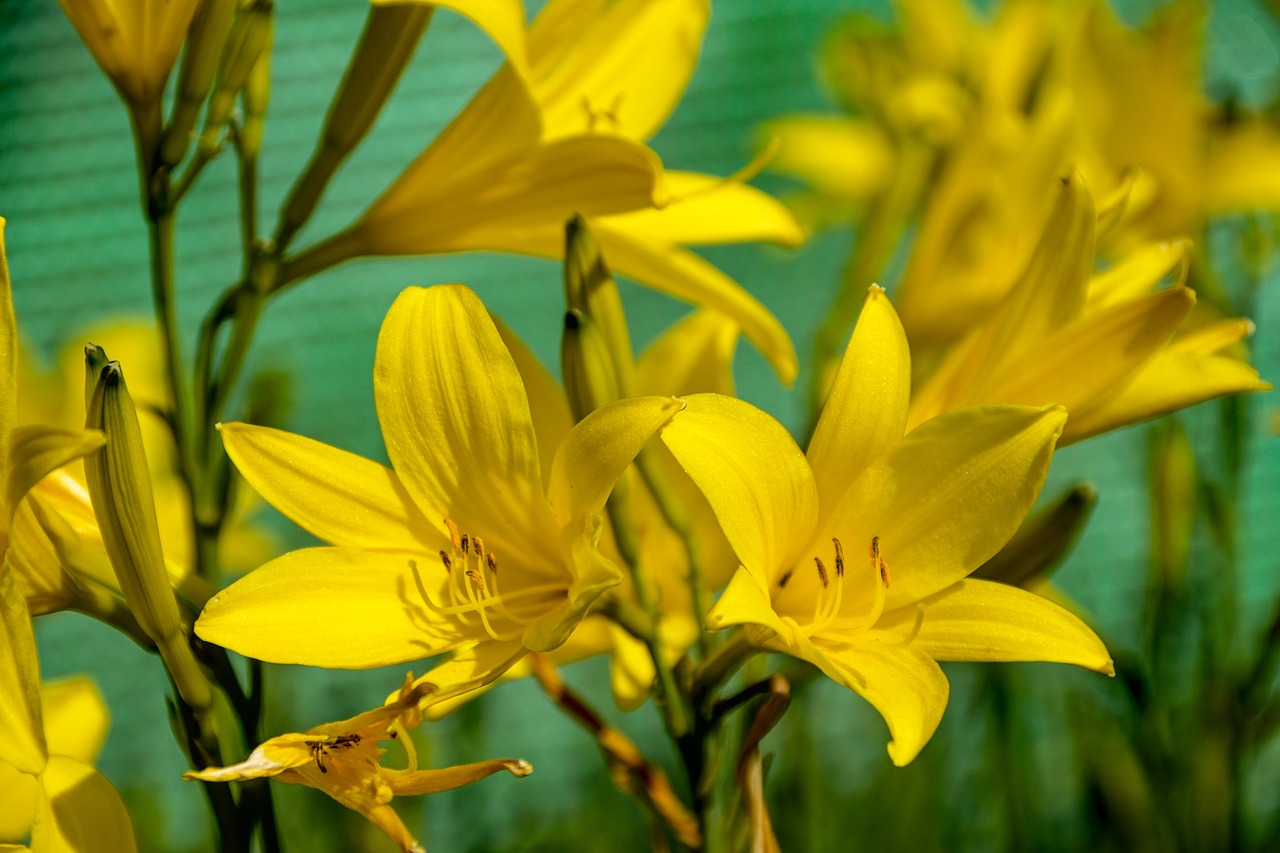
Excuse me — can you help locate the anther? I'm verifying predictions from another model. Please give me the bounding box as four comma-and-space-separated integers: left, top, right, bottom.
461, 533, 470, 555
870, 536, 891, 587
466, 568, 486, 591
444, 518, 462, 550
438, 551, 451, 572
487, 552, 497, 573
815, 557, 829, 589
833, 538, 845, 578
778, 568, 793, 589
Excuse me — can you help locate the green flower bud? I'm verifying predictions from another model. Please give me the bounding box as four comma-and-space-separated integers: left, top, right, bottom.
276, 4, 433, 249
84, 358, 212, 712
561, 310, 620, 423
160, 0, 239, 168
197, 0, 274, 159
563, 216, 636, 396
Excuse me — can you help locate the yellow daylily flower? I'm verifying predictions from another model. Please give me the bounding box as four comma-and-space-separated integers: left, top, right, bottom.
56, 0, 199, 109
907, 175, 1270, 444
297, 0, 802, 384
659, 287, 1113, 765
185, 675, 531, 853
0, 573, 137, 851
196, 284, 684, 701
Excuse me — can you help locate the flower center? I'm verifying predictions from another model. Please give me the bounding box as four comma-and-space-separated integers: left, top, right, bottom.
306, 734, 361, 774
409, 518, 565, 643
801, 536, 895, 639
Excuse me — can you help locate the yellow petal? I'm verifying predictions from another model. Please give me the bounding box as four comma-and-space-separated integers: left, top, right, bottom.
975, 287, 1195, 430
358, 136, 663, 255
592, 226, 798, 385
0, 218, 14, 453
1205, 119, 1280, 213
529, 0, 708, 141
1064, 349, 1271, 440
660, 394, 817, 580
1086, 240, 1189, 311
31, 756, 136, 853
705, 564, 790, 637
521, 514, 621, 651
548, 396, 685, 527
375, 0, 529, 81
608, 622, 657, 711
0, 573, 45, 775
196, 547, 468, 668
898, 579, 1113, 674
4, 427, 105, 524
5, 500, 82, 616
218, 422, 435, 551
374, 285, 559, 567
834, 404, 1067, 610
40, 677, 109, 765
602, 172, 805, 248
56, 0, 197, 107
0, 759, 37, 843
763, 115, 895, 200
414, 639, 529, 707
493, 318, 574, 491
389, 757, 531, 796
635, 309, 739, 397
819, 641, 950, 767
807, 285, 910, 518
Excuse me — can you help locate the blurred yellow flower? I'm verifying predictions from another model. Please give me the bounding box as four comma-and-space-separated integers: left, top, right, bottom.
300, 0, 802, 383
196, 285, 683, 700
907, 175, 1270, 444
0, 573, 136, 851
185, 675, 531, 853
659, 287, 1112, 765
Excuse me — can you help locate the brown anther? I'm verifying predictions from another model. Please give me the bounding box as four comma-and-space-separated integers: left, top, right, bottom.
444, 518, 462, 550
461, 533, 470, 555
870, 536, 891, 587
439, 551, 451, 572
466, 568, 486, 591
473, 536, 486, 563
487, 552, 497, 573
833, 538, 845, 578
814, 556, 829, 589
778, 568, 793, 589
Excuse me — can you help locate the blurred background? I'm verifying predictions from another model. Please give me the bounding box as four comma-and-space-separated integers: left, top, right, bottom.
2, 0, 1278, 850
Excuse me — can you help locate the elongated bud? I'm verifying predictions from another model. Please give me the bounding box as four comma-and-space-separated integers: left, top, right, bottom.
1148, 419, 1195, 591
84, 344, 110, 415
974, 483, 1096, 587
239, 49, 271, 160
84, 358, 212, 712
564, 216, 636, 397
160, 0, 239, 167
197, 0, 274, 159
276, 5, 433, 249
561, 310, 620, 422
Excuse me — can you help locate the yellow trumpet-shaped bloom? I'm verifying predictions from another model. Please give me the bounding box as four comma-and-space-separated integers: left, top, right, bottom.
185, 675, 531, 853
328, 0, 802, 383
56, 0, 199, 109
907, 175, 1270, 444
0, 573, 136, 851
659, 287, 1113, 765
196, 284, 685, 700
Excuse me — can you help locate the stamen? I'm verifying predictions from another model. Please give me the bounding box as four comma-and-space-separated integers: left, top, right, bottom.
460, 533, 470, 555
306, 734, 361, 774
487, 552, 498, 574
869, 605, 924, 647
870, 536, 891, 587
833, 538, 845, 578
439, 551, 451, 572
778, 568, 793, 589
814, 557, 829, 589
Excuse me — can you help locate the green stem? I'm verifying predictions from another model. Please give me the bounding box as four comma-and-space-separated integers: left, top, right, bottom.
271, 227, 363, 295
605, 485, 691, 738
692, 631, 758, 709
634, 448, 713, 657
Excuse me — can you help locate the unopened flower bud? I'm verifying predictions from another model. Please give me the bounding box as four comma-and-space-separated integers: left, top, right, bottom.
197, 0, 274, 159
160, 0, 239, 167
84, 358, 212, 711
564, 216, 636, 396
276, 4, 433, 248
561, 310, 620, 422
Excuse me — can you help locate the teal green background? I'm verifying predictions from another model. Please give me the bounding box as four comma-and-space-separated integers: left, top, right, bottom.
2, 0, 1279, 850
